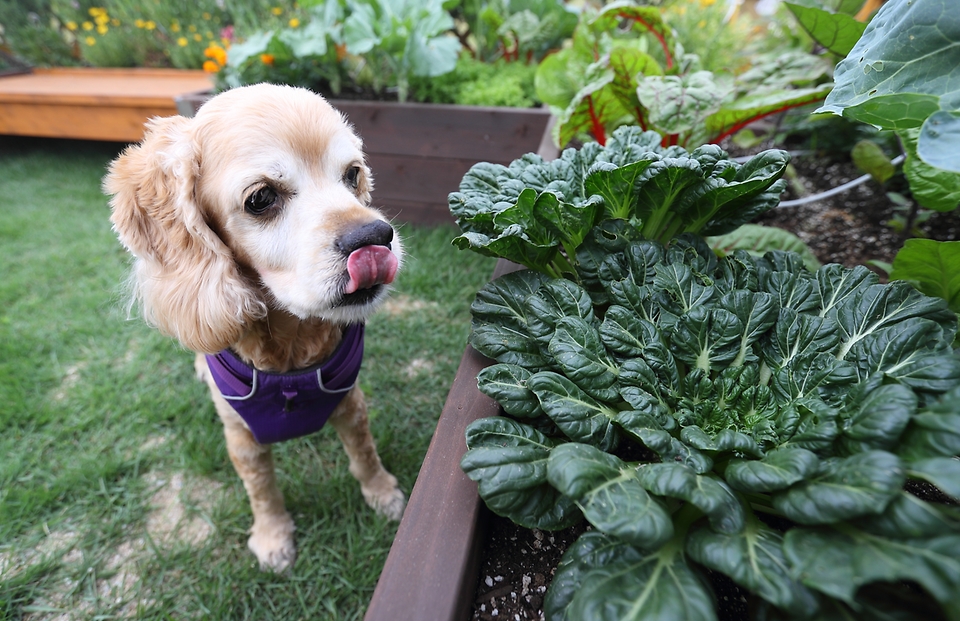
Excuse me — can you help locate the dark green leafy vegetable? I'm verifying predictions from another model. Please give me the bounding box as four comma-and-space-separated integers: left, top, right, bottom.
455, 206, 960, 618
449, 126, 788, 278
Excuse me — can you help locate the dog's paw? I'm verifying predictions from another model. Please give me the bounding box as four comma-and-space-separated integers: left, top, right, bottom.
361, 473, 406, 521
248, 514, 297, 573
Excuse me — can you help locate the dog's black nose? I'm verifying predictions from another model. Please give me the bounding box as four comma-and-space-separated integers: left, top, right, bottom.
336, 220, 394, 255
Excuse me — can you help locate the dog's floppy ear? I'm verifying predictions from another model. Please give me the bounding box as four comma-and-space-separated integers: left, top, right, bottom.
105, 115, 266, 353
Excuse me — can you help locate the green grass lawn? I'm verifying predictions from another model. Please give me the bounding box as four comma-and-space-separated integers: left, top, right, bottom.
0, 137, 495, 620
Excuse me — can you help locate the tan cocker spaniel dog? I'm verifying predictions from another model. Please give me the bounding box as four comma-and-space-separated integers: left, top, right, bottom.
105, 83, 406, 572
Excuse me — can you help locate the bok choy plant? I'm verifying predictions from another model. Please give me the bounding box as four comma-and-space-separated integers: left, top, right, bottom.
449, 132, 960, 620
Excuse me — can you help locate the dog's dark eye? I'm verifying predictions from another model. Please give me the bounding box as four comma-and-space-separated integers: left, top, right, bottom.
344, 165, 361, 190
244, 186, 279, 216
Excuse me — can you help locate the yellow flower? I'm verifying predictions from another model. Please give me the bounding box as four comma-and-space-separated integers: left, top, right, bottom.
203, 12, 211, 20
82, 21, 94, 31
134, 18, 145, 28
205, 31, 214, 39
177, 37, 188, 47
700, 0, 717, 5
65, 21, 77, 31
171, 22, 181, 33
698, 19, 707, 28
271, 6, 283, 15
260, 53, 275, 66
188, 25, 197, 32
145, 21, 156, 30
97, 24, 108, 34
194, 33, 203, 42
111, 18, 119, 26
202, 60, 220, 73
289, 17, 300, 28
94, 14, 109, 26
88, 7, 105, 17
85, 36, 96, 45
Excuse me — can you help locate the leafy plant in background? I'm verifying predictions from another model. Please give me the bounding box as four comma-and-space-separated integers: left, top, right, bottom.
450, 0, 577, 63
409, 56, 539, 107
449, 129, 960, 620
534, 1, 832, 149
450, 126, 791, 279
804, 0, 960, 312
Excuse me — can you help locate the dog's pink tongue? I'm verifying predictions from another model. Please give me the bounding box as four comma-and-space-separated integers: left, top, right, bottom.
345, 246, 398, 294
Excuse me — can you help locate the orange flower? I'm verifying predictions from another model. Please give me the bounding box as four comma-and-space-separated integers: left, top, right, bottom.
203, 60, 220, 73
260, 53, 275, 66
204, 43, 228, 66
335, 43, 347, 62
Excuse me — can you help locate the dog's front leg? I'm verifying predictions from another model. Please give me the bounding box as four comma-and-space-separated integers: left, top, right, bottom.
329, 387, 406, 520
222, 419, 297, 572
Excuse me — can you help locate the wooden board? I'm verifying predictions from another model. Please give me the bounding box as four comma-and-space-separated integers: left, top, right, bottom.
0, 68, 212, 142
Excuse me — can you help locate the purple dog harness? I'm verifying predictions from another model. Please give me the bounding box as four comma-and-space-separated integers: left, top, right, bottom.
205, 323, 365, 444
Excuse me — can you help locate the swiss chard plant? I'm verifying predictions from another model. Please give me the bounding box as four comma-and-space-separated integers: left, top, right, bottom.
450, 131, 960, 619
533, 1, 832, 148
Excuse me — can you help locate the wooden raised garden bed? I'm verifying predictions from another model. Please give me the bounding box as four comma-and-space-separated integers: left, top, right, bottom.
0, 67, 212, 142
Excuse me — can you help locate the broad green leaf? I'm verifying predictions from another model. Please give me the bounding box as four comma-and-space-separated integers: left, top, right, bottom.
840, 383, 916, 452
900, 128, 960, 212
599, 305, 661, 359
635, 462, 745, 534
462, 417, 580, 529
671, 306, 743, 372
687, 520, 818, 616
725, 447, 820, 493
898, 386, 960, 461
476, 364, 542, 419
525, 278, 595, 344
906, 457, 960, 503
851, 139, 896, 184
773, 451, 905, 524
548, 317, 620, 403
637, 71, 728, 144
586, 159, 657, 221
227, 31, 275, 66
407, 32, 461, 77
680, 426, 762, 457
784, 527, 960, 607
918, 110, 960, 173
709, 224, 821, 273
818, 0, 960, 174
856, 490, 960, 539
890, 239, 960, 313
635, 427, 714, 474
471, 270, 547, 329
784, 3, 866, 57
545, 532, 646, 621
547, 443, 673, 549
653, 262, 714, 316
565, 543, 717, 621
704, 85, 831, 145
528, 371, 620, 450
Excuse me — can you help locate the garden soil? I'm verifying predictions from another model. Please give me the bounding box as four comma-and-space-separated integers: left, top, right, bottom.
469, 151, 960, 621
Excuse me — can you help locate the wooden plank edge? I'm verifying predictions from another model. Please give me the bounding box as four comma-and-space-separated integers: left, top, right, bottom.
364, 259, 523, 621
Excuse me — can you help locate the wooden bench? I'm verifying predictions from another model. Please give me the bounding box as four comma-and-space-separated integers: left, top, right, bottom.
0, 67, 212, 142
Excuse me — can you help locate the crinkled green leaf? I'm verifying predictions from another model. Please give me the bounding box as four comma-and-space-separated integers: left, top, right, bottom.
725, 446, 820, 493
528, 371, 620, 450
671, 306, 743, 372
476, 364, 542, 419
564, 541, 716, 621
784, 527, 960, 607
680, 426, 762, 457
549, 317, 620, 403
462, 417, 580, 530
547, 443, 673, 549
890, 239, 960, 314
654, 262, 714, 316
704, 85, 831, 145
635, 462, 745, 534
784, 3, 866, 57
773, 451, 905, 525
525, 278, 595, 345
686, 520, 818, 616
469, 271, 549, 367
637, 71, 729, 145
